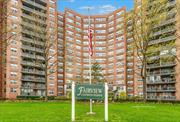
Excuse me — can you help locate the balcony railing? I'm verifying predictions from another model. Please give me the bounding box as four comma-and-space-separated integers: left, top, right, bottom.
147, 70, 175, 76
22, 22, 43, 31
22, 13, 46, 24
153, 28, 176, 37
147, 62, 176, 69
22, 6, 46, 17
21, 61, 45, 67
21, 53, 45, 61
147, 80, 176, 84
21, 85, 46, 90
22, 69, 45, 75
147, 87, 176, 92
154, 18, 176, 28
22, 45, 44, 53
22, 29, 45, 39
167, 1, 176, 8
21, 77, 45, 83
149, 35, 176, 45
22, 0, 46, 10
21, 37, 45, 46
147, 96, 176, 100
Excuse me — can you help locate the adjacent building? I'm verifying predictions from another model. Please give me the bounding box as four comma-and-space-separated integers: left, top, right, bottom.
145, 0, 180, 101
0, 0, 58, 99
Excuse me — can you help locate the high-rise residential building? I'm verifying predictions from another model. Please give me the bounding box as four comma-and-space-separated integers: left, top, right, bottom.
61, 8, 127, 94
133, 0, 180, 101
0, 0, 179, 100
0, 1, 3, 98
145, 0, 180, 101
0, 0, 58, 99
57, 12, 65, 96
126, 11, 143, 97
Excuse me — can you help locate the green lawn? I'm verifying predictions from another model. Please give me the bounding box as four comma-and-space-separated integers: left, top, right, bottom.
0, 101, 180, 122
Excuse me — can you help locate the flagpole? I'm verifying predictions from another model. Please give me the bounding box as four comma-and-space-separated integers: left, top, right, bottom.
88, 7, 93, 114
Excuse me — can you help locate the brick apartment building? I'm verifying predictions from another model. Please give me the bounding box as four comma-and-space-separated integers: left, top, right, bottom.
0, 0, 58, 99
61, 8, 129, 96
0, 0, 179, 100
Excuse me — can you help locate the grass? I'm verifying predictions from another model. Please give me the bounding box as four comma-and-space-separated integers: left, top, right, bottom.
0, 101, 180, 122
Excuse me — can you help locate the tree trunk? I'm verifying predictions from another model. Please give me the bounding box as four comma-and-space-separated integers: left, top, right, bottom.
142, 61, 147, 102
44, 66, 48, 101
143, 77, 147, 102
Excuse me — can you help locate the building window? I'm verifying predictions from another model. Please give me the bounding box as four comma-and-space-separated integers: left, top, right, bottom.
11, 48, 17, 54
11, 0, 18, 5
49, 76, 55, 80
10, 72, 17, 77
10, 15, 17, 20
49, 82, 54, 86
10, 64, 17, 68
10, 39, 17, 44
58, 80, 63, 83
49, 90, 54, 95
10, 88, 17, 93
49, 0, 55, 5
49, 7, 55, 13
11, 7, 18, 14
10, 56, 17, 61
10, 80, 17, 84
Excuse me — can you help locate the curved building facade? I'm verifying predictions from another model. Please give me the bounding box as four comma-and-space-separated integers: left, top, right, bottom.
59, 7, 127, 94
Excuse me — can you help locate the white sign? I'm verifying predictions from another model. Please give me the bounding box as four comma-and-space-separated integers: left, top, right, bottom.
71, 82, 108, 121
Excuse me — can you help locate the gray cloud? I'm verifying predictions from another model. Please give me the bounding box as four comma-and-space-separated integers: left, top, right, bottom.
98, 5, 116, 14
78, 4, 116, 15
79, 6, 95, 10
62, 0, 75, 2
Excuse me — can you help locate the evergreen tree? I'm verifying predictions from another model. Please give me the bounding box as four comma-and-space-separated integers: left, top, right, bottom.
91, 62, 106, 83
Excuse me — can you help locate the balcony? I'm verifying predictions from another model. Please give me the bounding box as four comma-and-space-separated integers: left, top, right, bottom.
22, 69, 45, 76
154, 18, 175, 28
147, 80, 176, 85
147, 96, 176, 100
22, 29, 45, 39
21, 61, 45, 68
21, 53, 45, 61
147, 70, 175, 76
21, 13, 46, 24
167, 1, 176, 8
21, 77, 45, 83
149, 35, 176, 45
22, 0, 46, 10
147, 87, 176, 92
21, 37, 45, 46
22, 21, 44, 32
153, 28, 176, 37
21, 45, 44, 53
147, 62, 176, 69
22, 6, 46, 17
21, 85, 46, 90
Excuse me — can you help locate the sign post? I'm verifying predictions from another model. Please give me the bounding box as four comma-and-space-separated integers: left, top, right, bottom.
71, 82, 75, 121
71, 82, 108, 121
105, 82, 108, 121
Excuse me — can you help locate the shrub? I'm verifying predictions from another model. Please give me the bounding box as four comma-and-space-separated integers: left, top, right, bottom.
17, 96, 44, 100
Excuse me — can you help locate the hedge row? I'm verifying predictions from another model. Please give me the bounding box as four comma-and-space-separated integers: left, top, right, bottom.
16, 96, 70, 100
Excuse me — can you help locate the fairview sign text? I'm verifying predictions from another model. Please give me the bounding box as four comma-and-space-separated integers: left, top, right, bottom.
75, 84, 104, 100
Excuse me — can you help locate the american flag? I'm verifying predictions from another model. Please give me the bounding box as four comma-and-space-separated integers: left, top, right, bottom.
88, 26, 93, 56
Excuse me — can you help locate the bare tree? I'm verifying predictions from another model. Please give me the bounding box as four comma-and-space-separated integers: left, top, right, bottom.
0, 0, 20, 98
155, 1, 180, 65
25, 12, 58, 101
130, 0, 168, 100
